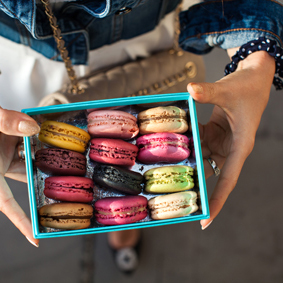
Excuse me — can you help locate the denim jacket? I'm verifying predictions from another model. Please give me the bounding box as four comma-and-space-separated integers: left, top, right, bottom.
1, 0, 283, 64
179, 0, 283, 54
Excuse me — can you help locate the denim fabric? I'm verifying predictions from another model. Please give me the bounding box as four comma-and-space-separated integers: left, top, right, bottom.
0, 0, 180, 64
1, 0, 283, 64
179, 0, 283, 54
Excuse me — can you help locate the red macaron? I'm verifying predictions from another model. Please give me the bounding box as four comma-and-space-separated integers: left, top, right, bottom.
94, 195, 148, 225
89, 138, 138, 166
44, 176, 94, 203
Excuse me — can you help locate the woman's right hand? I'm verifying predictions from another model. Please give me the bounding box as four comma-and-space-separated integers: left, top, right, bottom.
188, 49, 275, 230
0, 107, 40, 247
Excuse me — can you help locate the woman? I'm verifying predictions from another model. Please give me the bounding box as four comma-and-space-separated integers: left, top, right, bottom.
0, 0, 281, 273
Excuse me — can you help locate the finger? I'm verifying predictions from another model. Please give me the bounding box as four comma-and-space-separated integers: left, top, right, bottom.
200, 147, 248, 230
0, 176, 39, 247
198, 123, 204, 141
0, 107, 40, 136
203, 159, 214, 179
5, 165, 27, 183
5, 138, 27, 182
198, 123, 223, 179
203, 155, 225, 179
187, 82, 227, 106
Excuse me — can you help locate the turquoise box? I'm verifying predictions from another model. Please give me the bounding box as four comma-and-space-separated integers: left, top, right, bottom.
22, 93, 209, 239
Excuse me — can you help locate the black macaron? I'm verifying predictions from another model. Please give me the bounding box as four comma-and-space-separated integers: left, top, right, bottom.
93, 164, 143, 195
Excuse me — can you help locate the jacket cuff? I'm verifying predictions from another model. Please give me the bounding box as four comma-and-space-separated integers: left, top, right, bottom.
179, 0, 283, 54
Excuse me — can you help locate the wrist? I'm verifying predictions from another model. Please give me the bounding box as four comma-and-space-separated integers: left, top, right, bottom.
235, 50, 274, 71
225, 37, 283, 90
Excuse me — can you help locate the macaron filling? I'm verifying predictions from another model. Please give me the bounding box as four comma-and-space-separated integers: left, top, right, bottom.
42, 131, 89, 147
41, 215, 92, 220
138, 141, 189, 149
148, 197, 197, 209
138, 115, 187, 123
45, 186, 93, 193
150, 204, 194, 215
95, 206, 147, 218
88, 117, 137, 126
45, 180, 93, 189
90, 144, 137, 160
35, 150, 86, 171
147, 176, 193, 184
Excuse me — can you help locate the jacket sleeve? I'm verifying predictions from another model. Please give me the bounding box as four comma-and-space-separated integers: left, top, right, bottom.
179, 0, 283, 54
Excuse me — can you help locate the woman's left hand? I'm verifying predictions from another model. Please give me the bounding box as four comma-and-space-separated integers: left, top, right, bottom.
188, 48, 275, 230
0, 107, 40, 247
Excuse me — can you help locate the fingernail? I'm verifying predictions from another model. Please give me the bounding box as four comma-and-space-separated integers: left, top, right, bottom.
201, 220, 213, 230
18, 121, 40, 136
189, 83, 203, 94
26, 236, 39, 248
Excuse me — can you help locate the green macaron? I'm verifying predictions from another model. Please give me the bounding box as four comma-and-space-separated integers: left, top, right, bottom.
144, 165, 194, 193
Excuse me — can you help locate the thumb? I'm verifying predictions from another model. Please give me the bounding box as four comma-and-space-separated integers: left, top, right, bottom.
187, 82, 226, 106
0, 107, 40, 136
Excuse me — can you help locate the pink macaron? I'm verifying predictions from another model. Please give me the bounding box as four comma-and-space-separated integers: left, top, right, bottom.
44, 176, 94, 203
94, 196, 148, 225
89, 138, 138, 166
87, 110, 139, 139
136, 133, 190, 164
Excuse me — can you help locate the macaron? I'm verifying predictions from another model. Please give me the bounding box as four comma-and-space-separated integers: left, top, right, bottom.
138, 106, 188, 135
39, 121, 90, 153
136, 133, 190, 164
89, 138, 138, 166
44, 176, 94, 203
87, 110, 139, 139
35, 148, 87, 176
94, 195, 148, 225
93, 164, 143, 195
148, 191, 198, 220
39, 203, 93, 230
144, 165, 194, 193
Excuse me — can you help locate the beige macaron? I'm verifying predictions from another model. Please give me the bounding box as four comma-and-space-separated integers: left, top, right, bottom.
148, 191, 198, 220
137, 106, 188, 135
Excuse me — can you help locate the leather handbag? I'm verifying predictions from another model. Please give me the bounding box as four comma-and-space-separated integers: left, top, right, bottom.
38, 0, 205, 107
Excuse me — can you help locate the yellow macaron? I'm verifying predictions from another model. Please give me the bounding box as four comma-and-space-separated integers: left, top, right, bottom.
39, 121, 91, 153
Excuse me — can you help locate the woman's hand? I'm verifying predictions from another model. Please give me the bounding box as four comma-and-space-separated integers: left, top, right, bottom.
188, 49, 275, 230
0, 107, 40, 247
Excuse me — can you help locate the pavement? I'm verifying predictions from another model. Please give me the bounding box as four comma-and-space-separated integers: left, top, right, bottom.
1, 48, 283, 283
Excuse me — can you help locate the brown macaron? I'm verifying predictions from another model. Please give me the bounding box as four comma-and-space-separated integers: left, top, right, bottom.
39, 203, 93, 230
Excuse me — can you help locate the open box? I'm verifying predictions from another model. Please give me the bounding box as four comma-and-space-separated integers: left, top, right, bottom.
22, 93, 209, 239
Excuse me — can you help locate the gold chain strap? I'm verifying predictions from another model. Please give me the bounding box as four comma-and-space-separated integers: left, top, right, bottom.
171, 1, 184, 56
41, 0, 84, 95
41, 0, 187, 96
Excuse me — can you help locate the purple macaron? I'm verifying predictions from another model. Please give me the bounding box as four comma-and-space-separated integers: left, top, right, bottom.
35, 148, 87, 176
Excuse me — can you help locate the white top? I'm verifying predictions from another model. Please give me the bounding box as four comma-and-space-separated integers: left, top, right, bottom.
0, 0, 200, 111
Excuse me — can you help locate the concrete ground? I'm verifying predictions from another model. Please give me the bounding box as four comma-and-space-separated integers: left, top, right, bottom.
1, 47, 283, 283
